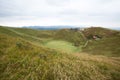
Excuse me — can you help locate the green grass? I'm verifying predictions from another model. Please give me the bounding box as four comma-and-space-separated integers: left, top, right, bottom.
82, 27, 119, 39
44, 40, 82, 53
53, 29, 85, 46
0, 34, 120, 80
0, 26, 120, 80
82, 35, 120, 57
1, 26, 120, 57
0, 26, 42, 42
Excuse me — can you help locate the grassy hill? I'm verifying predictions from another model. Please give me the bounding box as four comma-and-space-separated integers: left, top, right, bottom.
0, 26, 120, 80
82, 27, 119, 39
81, 27, 120, 56
0, 26, 120, 56
53, 29, 85, 46
82, 35, 120, 56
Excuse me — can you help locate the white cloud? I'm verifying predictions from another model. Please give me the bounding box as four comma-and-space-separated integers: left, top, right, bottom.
0, 0, 120, 28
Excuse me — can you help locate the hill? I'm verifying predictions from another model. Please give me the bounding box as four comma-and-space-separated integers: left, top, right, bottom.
82, 27, 119, 39
53, 29, 85, 46
0, 26, 120, 56
0, 26, 120, 80
81, 27, 120, 56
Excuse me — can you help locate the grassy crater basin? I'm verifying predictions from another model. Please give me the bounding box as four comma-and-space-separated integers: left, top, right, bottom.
44, 40, 82, 53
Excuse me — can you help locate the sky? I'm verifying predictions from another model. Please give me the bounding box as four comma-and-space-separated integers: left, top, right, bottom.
0, 0, 120, 28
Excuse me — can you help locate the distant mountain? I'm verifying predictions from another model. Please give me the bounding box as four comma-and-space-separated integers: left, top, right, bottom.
23, 26, 85, 30
111, 27, 120, 30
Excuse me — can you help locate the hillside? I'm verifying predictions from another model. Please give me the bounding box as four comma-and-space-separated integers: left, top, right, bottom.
0, 26, 120, 56
81, 27, 120, 56
0, 26, 120, 80
82, 27, 119, 39
82, 35, 120, 56
53, 29, 85, 46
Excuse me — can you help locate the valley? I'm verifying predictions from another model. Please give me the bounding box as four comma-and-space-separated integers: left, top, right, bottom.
0, 26, 120, 80
44, 40, 82, 53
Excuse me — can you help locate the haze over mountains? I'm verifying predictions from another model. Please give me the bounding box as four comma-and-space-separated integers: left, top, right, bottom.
23, 25, 120, 30
23, 25, 79, 30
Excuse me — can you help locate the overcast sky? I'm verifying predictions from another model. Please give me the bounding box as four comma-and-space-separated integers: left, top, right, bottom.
0, 0, 120, 28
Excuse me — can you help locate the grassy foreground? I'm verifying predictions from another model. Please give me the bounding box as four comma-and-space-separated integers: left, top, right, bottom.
0, 33, 120, 80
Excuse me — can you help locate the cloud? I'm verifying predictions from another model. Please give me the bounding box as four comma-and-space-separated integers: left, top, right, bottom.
45, 0, 70, 6
0, 0, 120, 27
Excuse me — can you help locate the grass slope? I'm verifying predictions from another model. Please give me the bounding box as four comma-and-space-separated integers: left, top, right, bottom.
0, 34, 120, 80
54, 29, 85, 46
83, 35, 120, 57
0, 26, 84, 53
12, 27, 55, 38
0, 26, 48, 47
1, 26, 120, 57
82, 27, 120, 57
82, 27, 119, 38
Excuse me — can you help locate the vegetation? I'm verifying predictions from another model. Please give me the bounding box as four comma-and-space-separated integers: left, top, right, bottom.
44, 40, 82, 53
82, 27, 119, 39
54, 29, 85, 46
82, 27, 120, 56
0, 26, 120, 80
82, 35, 120, 56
